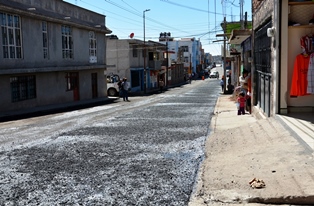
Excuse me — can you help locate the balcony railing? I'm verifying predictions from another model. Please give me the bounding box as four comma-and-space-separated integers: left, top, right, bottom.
148, 60, 162, 69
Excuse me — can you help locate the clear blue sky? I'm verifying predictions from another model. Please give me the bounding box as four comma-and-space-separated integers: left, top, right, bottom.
64, 0, 251, 55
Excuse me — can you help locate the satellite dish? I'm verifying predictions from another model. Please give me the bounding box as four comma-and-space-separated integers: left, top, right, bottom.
130, 33, 134, 38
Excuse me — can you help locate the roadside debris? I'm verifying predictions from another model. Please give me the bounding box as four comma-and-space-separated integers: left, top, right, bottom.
249, 178, 266, 189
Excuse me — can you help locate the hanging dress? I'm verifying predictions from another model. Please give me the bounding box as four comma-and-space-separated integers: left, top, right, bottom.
290, 54, 310, 97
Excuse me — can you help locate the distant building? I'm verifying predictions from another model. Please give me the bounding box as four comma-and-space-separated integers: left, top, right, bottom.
159, 33, 203, 76
106, 38, 167, 92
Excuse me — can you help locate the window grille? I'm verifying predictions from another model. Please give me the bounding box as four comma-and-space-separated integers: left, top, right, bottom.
42, 21, 49, 59
89, 31, 96, 57
10, 76, 36, 102
254, 20, 272, 117
1, 12, 22, 59
61, 25, 73, 59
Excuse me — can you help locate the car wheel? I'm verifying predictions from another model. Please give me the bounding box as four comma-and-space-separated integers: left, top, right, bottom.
108, 88, 118, 96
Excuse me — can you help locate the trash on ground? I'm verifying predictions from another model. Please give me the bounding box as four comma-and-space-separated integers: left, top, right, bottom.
249, 178, 266, 189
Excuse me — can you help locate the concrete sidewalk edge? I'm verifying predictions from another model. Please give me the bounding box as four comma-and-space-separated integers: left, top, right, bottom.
189, 94, 314, 205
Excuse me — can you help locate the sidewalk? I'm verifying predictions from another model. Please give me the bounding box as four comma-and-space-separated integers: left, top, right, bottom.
189, 94, 314, 205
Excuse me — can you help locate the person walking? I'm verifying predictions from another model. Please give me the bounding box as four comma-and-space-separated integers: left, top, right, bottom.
159, 78, 164, 93
220, 78, 224, 92
121, 77, 130, 102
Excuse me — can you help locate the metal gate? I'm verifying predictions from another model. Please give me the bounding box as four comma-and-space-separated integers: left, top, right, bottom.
254, 20, 272, 117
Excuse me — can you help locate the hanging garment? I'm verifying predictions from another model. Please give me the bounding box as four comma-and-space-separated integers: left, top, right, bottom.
300, 35, 313, 55
290, 54, 310, 97
307, 53, 314, 94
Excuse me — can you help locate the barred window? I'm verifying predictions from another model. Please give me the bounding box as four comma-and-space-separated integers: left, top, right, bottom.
89, 31, 96, 56
1, 12, 22, 59
61, 25, 73, 59
182, 46, 189, 52
42, 21, 49, 59
10, 76, 36, 102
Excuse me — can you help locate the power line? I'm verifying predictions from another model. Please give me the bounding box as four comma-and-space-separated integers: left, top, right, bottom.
160, 0, 241, 18
103, 0, 191, 36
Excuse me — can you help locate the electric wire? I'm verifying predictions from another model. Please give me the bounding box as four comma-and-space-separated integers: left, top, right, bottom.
66, 0, 249, 55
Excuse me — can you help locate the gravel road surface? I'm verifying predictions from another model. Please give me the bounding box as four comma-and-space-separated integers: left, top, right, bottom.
0, 78, 220, 206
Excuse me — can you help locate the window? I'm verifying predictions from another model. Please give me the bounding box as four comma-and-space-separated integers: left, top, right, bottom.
42, 21, 49, 59
182, 46, 189, 52
61, 25, 73, 59
132, 45, 138, 57
89, 31, 96, 56
10, 76, 36, 102
184, 56, 189, 63
1, 12, 22, 59
89, 31, 97, 63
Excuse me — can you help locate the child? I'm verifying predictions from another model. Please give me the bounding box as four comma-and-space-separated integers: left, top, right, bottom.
237, 91, 246, 115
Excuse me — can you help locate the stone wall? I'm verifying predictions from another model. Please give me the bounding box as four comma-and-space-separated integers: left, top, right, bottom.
252, 0, 274, 30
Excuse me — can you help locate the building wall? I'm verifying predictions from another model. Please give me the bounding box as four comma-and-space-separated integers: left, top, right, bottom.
106, 39, 131, 79
0, 69, 106, 112
1, 20, 106, 69
0, 0, 110, 113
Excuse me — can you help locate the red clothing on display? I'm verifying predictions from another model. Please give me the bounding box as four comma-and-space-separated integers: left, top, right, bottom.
290, 54, 310, 97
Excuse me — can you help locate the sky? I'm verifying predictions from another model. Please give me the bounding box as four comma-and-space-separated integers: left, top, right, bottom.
63, 0, 251, 55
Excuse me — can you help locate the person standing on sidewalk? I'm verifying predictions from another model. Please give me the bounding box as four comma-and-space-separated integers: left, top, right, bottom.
220, 78, 224, 92
159, 78, 164, 93
121, 77, 130, 102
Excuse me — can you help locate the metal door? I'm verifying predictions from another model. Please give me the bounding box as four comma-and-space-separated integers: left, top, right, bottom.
254, 20, 272, 117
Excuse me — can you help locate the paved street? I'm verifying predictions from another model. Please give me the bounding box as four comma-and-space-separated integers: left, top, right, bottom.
0, 77, 221, 205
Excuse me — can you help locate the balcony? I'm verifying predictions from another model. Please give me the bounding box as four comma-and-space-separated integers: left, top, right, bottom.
148, 60, 162, 69
183, 52, 190, 57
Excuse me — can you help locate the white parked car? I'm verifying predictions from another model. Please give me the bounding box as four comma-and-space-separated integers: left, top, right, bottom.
209, 71, 219, 78
106, 74, 120, 96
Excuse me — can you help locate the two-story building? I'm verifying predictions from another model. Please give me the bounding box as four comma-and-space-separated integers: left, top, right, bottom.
159, 33, 203, 77
106, 37, 168, 93
0, 0, 111, 114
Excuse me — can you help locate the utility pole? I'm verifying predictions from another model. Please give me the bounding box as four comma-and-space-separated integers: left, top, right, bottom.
143, 9, 150, 94
223, 17, 227, 94
166, 40, 169, 87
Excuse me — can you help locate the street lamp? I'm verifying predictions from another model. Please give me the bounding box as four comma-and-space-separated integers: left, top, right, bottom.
143, 9, 150, 94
